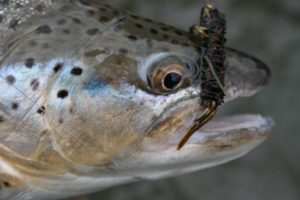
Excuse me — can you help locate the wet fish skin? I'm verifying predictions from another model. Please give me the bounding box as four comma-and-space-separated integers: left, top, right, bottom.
0, 1, 272, 200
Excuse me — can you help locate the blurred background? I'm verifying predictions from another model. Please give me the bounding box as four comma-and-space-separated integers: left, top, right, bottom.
88, 0, 300, 199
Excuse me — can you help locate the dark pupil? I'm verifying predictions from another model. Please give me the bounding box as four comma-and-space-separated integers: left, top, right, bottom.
164, 72, 182, 89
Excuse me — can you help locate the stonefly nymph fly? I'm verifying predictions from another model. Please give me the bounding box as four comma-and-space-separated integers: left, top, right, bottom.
178, 3, 227, 150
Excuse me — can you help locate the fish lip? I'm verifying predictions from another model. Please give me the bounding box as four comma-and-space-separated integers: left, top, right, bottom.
182, 115, 274, 148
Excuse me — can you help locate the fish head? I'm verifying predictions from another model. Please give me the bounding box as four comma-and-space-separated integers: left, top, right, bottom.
0, 0, 272, 180
43, 11, 272, 172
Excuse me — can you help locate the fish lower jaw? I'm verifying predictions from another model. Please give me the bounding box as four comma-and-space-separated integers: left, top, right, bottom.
109, 114, 273, 182
185, 114, 274, 148
138, 114, 273, 169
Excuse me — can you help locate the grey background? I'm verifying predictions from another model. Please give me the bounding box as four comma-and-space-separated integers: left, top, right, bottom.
89, 0, 300, 199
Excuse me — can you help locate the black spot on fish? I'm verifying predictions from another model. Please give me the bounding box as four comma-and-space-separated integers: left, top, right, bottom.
150, 28, 159, 35
15, 2, 22, 9
119, 48, 128, 55
25, 58, 35, 68
9, 19, 19, 30
35, 4, 45, 12
58, 118, 64, 124
42, 130, 48, 135
36, 25, 52, 34
71, 67, 83, 76
98, 7, 107, 12
99, 16, 109, 23
6, 75, 15, 85
112, 10, 120, 16
63, 29, 70, 34
0, 116, 4, 122
72, 18, 81, 24
145, 18, 154, 23
0, 0, 9, 6
130, 15, 139, 20
87, 9, 96, 17
102, 4, 112, 9
163, 34, 170, 40
30, 79, 39, 91
79, 0, 90, 6
29, 40, 37, 47
174, 30, 184, 36
57, 90, 69, 99
53, 63, 63, 73
127, 35, 138, 41
69, 107, 75, 114
37, 106, 46, 115
0, 15, 3, 23
3, 181, 10, 188
86, 28, 99, 35
160, 27, 170, 32
11, 103, 19, 110
57, 19, 66, 25
135, 23, 143, 29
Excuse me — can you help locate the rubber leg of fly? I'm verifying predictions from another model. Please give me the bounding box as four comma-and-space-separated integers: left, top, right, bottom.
177, 102, 218, 150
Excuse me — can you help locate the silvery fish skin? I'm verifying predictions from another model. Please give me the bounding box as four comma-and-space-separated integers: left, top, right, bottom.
0, 0, 273, 200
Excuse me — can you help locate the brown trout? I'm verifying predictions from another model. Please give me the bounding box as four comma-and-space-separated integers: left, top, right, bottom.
0, 0, 273, 200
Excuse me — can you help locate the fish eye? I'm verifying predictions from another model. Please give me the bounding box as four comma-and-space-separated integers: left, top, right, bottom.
147, 56, 190, 94
164, 72, 182, 89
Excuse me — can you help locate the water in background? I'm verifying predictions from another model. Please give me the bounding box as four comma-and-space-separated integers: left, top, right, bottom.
89, 0, 300, 199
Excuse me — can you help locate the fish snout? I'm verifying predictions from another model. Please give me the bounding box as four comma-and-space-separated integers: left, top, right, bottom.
224, 48, 271, 101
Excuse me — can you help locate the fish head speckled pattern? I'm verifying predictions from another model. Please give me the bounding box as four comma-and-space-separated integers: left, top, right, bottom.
0, 1, 273, 199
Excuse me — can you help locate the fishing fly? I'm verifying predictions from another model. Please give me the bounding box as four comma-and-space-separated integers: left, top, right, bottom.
177, 3, 227, 150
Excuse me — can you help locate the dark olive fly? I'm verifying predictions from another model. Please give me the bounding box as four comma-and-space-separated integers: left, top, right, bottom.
177, 3, 227, 150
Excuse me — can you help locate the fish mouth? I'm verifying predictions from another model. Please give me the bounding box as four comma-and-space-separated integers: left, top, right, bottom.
185, 115, 273, 148
115, 106, 273, 181
113, 113, 273, 180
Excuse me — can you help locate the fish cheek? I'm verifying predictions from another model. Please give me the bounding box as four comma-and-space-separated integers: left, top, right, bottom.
46, 57, 152, 166
46, 87, 147, 165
